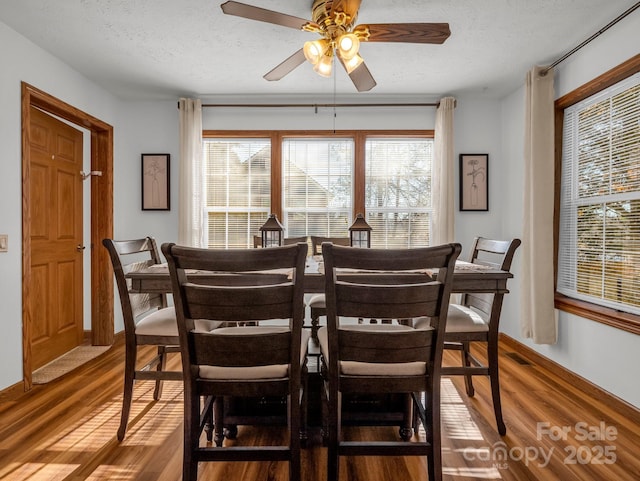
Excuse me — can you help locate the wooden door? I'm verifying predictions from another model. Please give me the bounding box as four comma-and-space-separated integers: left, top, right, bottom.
28, 107, 84, 370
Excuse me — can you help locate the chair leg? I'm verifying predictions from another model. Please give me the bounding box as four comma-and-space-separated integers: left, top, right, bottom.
327, 432, 339, 480
300, 364, 309, 448
461, 341, 475, 397
289, 392, 302, 481
320, 375, 329, 447
203, 396, 214, 443
117, 344, 137, 441
426, 382, 443, 481
400, 393, 413, 441
213, 396, 225, 446
488, 339, 506, 435
183, 389, 200, 481
326, 392, 341, 481
153, 345, 167, 400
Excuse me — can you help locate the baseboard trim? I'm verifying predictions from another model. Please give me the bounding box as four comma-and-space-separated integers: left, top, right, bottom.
1, 331, 126, 401
500, 333, 639, 421
0, 381, 27, 402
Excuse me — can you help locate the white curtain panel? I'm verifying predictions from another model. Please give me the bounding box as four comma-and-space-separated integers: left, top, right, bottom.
178, 98, 204, 247
432, 96, 456, 245
521, 66, 558, 344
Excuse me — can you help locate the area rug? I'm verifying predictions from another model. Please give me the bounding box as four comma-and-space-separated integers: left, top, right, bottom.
32, 345, 111, 384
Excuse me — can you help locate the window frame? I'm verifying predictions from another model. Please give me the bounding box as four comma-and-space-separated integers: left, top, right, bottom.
554, 54, 640, 335
203, 128, 433, 230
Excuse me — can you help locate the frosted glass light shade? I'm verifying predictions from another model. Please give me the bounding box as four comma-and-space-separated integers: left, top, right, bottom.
314, 53, 333, 77
303, 39, 329, 65
337, 33, 360, 60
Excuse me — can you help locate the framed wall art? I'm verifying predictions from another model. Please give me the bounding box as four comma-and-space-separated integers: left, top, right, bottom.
459, 154, 488, 211
141, 153, 170, 211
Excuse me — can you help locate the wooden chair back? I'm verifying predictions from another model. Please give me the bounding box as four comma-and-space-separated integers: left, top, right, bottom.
163, 243, 306, 373
284, 236, 309, 256
323, 243, 461, 390
102, 237, 167, 339
460, 237, 522, 318
311, 235, 349, 255
283, 235, 308, 245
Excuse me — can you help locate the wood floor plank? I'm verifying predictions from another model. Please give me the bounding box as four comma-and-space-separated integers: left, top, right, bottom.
0, 338, 638, 481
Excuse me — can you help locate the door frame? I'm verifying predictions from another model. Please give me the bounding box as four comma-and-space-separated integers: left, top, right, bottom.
21, 82, 114, 390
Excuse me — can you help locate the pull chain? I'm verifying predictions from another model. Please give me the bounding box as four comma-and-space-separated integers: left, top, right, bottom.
333, 65, 337, 134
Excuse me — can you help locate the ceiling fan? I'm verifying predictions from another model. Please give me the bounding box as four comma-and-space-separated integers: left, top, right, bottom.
220, 0, 451, 92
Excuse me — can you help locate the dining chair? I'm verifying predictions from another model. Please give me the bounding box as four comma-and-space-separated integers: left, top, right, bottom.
318, 242, 461, 481
307, 236, 350, 339
102, 237, 183, 442
254, 235, 307, 248
415, 237, 521, 435
162, 242, 309, 481
284, 235, 309, 245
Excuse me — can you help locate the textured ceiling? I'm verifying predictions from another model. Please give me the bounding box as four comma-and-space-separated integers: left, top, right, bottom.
0, 0, 637, 101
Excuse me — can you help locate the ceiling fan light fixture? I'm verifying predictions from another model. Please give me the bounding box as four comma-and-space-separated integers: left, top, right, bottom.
303, 38, 329, 65
313, 52, 333, 77
341, 52, 364, 74
337, 33, 360, 60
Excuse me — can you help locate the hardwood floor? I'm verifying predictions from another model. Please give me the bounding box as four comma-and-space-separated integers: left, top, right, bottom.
1, 338, 638, 481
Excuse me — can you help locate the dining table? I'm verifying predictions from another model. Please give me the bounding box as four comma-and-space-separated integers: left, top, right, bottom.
125, 253, 515, 433
126, 255, 514, 296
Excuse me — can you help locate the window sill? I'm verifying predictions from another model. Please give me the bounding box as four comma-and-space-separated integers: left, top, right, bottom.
555, 293, 640, 335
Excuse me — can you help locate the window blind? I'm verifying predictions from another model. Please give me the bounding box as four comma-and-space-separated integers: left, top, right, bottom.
558, 73, 640, 314
203, 139, 270, 248
282, 138, 353, 237
365, 138, 433, 248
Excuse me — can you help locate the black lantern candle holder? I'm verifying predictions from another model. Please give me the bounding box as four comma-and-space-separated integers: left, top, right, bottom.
259, 214, 284, 248
349, 213, 372, 248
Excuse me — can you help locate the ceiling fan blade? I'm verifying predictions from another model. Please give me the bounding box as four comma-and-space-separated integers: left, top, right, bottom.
338, 57, 376, 92
264, 49, 307, 81
220, 1, 318, 30
358, 23, 451, 44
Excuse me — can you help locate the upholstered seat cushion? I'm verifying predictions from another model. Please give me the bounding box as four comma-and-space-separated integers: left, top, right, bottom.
135, 307, 223, 336
308, 293, 326, 309
135, 307, 179, 336
194, 319, 225, 332
198, 326, 311, 380
413, 304, 489, 333
317, 323, 429, 376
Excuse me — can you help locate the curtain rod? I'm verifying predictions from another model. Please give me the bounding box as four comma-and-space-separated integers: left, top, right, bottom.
541, 2, 640, 75
196, 102, 439, 108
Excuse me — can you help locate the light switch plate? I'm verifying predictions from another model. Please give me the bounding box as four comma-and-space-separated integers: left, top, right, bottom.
0, 234, 7, 252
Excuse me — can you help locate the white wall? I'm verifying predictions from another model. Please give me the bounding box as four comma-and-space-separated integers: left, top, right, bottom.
113, 100, 179, 244
499, 14, 640, 408
453, 96, 504, 257
201, 99, 437, 131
